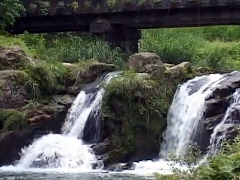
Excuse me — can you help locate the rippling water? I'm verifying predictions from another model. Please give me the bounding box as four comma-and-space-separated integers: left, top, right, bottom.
0, 172, 154, 180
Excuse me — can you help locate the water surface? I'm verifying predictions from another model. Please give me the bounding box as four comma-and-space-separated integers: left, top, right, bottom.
0, 172, 154, 180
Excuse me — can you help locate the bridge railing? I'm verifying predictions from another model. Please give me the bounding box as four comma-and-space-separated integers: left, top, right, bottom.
19, 0, 240, 16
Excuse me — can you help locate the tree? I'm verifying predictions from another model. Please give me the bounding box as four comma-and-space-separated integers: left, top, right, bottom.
0, 0, 24, 30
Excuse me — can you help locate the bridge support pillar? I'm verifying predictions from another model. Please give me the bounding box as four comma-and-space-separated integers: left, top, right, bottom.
96, 27, 141, 55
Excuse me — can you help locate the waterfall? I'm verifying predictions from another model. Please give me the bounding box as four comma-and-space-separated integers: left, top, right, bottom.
160, 74, 225, 158
208, 88, 240, 156
11, 72, 120, 170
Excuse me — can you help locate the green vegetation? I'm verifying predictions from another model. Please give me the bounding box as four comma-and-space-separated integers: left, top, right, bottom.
101, 69, 191, 162
2, 0, 240, 175
0, 109, 26, 131
155, 131, 240, 180
0, 0, 24, 30
0, 33, 126, 96
141, 26, 240, 70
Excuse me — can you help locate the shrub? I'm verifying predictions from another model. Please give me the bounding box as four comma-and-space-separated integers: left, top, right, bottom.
0, 0, 24, 30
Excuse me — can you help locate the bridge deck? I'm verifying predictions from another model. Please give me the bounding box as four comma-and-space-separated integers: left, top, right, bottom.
21, 0, 240, 16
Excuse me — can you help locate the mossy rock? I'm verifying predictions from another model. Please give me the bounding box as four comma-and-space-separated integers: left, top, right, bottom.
66, 61, 117, 94
0, 109, 26, 131
0, 46, 35, 71
0, 70, 34, 108
101, 70, 192, 164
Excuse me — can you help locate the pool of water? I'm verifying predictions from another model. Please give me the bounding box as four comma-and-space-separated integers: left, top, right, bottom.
0, 172, 155, 180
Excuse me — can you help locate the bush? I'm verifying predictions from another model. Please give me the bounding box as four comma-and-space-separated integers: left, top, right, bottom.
0, 0, 24, 30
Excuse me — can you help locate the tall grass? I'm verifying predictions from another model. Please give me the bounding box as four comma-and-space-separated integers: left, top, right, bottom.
141, 26, 240, 70
20, 32, 127, 67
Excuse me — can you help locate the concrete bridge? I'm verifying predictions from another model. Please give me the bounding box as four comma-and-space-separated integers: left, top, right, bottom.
7, 0, 240, 54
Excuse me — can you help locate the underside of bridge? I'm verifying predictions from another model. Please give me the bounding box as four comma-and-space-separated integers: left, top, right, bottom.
6, 5, 240, 54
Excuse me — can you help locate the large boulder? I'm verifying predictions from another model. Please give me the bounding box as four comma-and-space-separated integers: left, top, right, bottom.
195, 71, 240, 153
99, 72, 182, 168
25, 94, 75, 133
66, 62, 117, 95
0, 70, 33, 108
167, 61, 192, 77
127, 52, 166, 75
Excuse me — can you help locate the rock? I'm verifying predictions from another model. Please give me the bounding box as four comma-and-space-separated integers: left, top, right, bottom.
26, 94, 75, 133
127, 52, 163, 71
195, 71, 240, 153
67, 62, 117, 95
91, 139, 112, 155
164, 63, 175, 69
107, 162, 134, 171
0, 130, 46, 166
100, 73, 170, 167
76, 63, 117, 84
168, 61, 192, 77
0, 70, 33, 108
0, 46, 35, 70
139, 64, 166, 78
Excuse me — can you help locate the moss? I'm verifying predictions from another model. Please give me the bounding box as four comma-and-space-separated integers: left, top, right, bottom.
24, 61, 68, 95
102, 69, 191, 161
0, 109, 26, 131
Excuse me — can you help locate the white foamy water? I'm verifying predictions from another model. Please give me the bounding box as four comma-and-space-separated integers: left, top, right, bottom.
0, 72, 120, 172
2, 71, 240, 177
129, 73, 226, 173
208, 88, 240, 156
160, 74, 225, 158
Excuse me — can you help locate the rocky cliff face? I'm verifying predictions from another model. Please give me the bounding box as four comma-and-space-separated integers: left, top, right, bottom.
196, 71, 240, 153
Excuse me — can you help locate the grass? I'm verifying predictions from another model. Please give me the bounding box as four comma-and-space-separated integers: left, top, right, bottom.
155, 131, 240, 180
0, 109, 26, 131
20, 32, 126, 66
140, 26, 240, 70
0, 32, 126, 96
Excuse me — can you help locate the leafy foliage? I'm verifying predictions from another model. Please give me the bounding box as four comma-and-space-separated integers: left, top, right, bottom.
0, 0, 24, 30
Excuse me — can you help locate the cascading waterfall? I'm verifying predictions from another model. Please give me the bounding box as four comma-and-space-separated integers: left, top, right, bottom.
208, 88, 240, 156
160, 73, 226, 158
2, 72, 120, 171
2, 70, 240, 176
128, 73, 228, 174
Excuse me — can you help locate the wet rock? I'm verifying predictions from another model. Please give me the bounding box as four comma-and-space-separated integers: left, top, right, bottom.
0, 130, 46, 166
195, 71, 240, 153
91, 139, 112, 155
107, 162, 134, 171
67, 62, 117, 95
0, 70, 33, 108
